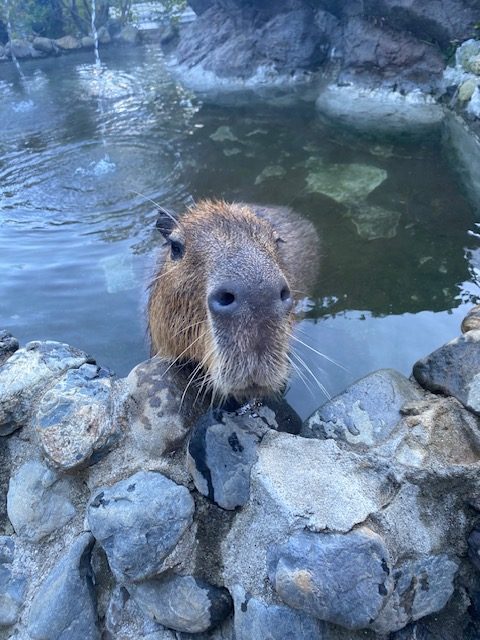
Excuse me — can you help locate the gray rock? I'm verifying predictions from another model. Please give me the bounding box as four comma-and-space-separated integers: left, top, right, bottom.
0, 340, 92, 436
128, 573, 232, 633
115, 25, 140, 45
468, 527, 480, 571
0, 331, 18, 367
0, 537, 26, 627
5, 39, 33, 59
413, 330, 480, 415
35, 363, 118, 470
302, 369, 421, 447
55, 35, 81, 50
232, 585, 326, 640
372, 555, 458, 633
81, 36, 95, 49
27, 532, 99, 640
97, 26, 111, 44
316, 85, 444, 134
87, 471, 194, 581
456, 39, 480, 74
32, 37, 54, 53
7, 460, 75, 542
268, 527, 392, 630
187, 409, 269, 510
125, 357, 189, 458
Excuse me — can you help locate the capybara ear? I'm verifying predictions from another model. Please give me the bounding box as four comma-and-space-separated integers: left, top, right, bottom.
155, 206, 178, 238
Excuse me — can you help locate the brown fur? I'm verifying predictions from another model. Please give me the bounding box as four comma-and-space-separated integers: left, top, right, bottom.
148, 200, 319, 400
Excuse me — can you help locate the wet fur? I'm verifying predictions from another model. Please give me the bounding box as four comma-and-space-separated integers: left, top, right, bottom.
148, 200, 319, 400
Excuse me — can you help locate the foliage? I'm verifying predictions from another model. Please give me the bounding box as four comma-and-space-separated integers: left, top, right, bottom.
1, 0, 186, 40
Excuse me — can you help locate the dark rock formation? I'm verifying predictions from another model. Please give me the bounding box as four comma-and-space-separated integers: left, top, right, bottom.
175, 0, 480, 89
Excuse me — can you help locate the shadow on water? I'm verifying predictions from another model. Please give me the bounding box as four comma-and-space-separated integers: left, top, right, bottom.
1, 46, 479, 418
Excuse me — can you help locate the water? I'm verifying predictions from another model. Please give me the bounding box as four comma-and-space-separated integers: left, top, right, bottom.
1, 46, 479, 419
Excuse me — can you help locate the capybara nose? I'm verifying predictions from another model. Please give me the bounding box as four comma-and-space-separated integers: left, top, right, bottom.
208, 278, 293, 318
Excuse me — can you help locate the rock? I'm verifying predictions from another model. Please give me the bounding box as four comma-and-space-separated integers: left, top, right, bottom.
316, 85, 444, 134
462, 305, 480, 333
55, 35, 81, 50
87, 471, 194, 581
35, 363, 118, 470
115, 25, 140, 45
302, 369, 421, 447
341, 16, 444, 86
306, 161, 387, 204
456, 40, 480, 74
267, 527, 392, 630
458, 78, 478, 102
6, 460, 75, 542
413, 330, 480, 415
0, 340, 92, 436
468, 527, 480, 571
127, 573, 232, 633
372, 555, 458, 633
5, 39, 33, 58
467, 86, 480, 118
232, 585, 326, 640
254, 165, 286, 184
126, 357, 189, 457
0, 537, 26, 627
346, 203, 401, 240
97, 26, 111, 44
32, 37, 54, 53
0, 331, 18, 367
81, 36, 95, 49
187, 409, 269, 510
27, 532, 99, 640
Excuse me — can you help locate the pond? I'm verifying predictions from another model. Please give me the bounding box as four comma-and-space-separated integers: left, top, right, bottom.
1, 45, 479, 419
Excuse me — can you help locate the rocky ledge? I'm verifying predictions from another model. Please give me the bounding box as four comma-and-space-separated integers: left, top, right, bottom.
1, 308, 480, 639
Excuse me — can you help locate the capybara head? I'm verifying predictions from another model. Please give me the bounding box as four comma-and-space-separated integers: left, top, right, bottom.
148, 200, 305, 401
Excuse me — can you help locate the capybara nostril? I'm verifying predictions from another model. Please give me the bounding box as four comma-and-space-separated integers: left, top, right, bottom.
280, 283, 293, 312
208, 286, 239, 316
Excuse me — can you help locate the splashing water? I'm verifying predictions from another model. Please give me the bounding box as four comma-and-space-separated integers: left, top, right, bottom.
91, 0, 101, 69
3, 0, 27, 85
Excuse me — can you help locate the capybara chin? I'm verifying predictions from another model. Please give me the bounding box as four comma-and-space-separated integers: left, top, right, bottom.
148, 200, 319, 401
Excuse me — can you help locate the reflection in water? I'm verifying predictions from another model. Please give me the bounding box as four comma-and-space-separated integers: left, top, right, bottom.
0, 46, 479, 419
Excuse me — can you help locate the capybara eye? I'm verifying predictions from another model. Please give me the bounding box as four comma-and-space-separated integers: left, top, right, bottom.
170, 240, 184, 260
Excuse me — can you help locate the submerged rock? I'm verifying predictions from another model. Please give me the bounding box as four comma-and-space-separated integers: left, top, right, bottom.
27, 532, 99, 640
87, 471, 194, 581
302, 369, 421, 447
346, 203, 401, 240
0, 340, 92, 436
413, 330, 480, 415
268, 528, 392, 629
127, 573, 232, 633
254, 165, 286, 184
306, 162, 387, 204
462, 305, 480, 333
7, 460, 75, 542
35, 363, 118, 470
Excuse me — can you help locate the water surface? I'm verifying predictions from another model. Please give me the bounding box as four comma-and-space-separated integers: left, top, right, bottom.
1, 46, 479, 419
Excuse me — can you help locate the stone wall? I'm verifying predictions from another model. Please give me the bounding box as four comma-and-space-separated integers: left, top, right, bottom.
1, 307, 480, 639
